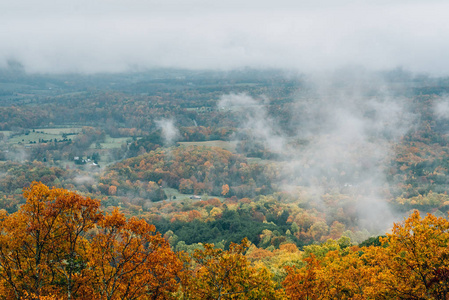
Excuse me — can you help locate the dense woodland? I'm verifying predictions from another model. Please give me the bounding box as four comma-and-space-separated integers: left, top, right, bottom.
1, 183, 448, 299
2, 67, 449, 298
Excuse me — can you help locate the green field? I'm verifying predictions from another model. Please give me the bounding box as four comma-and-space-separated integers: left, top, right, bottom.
178, 140, 238, 153
0, 131, 12, 138
34, 128, 82, 134
4, 128, 81, 145
246, 157, 276, 165
1, 128, 130, 151
163, 187, 225, 202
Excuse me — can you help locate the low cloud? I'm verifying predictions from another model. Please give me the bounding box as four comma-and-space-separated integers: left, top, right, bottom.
156, 119, 180, 146
434, 97, 449, 119
220, 70, 417, 232
1, 1, 449, 74
218, 93, 285, 153
73, 175, 95, 185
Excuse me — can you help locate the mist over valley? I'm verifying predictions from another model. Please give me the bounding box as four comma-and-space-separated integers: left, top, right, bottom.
1, 1, 449, 297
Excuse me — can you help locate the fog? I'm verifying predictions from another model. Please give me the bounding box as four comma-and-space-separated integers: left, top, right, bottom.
434, 97, 449, 120
156, 119, 180, 146
219, 94, 285, 153
1, 0, 447, 233
1, 0, 449, 74
219, 70, 417, 232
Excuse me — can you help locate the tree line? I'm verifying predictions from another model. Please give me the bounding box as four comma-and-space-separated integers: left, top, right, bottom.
1, 182, 449, 299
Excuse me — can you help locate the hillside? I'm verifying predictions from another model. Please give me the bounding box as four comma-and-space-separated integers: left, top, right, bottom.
1, 68, 449, 298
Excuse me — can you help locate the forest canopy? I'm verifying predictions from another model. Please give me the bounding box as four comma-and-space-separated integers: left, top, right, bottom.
1, 183, 448, 299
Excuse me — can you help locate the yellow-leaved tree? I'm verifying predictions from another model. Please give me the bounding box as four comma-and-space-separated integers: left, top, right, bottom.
284, 211, 449, 300
181, 238, 284, 300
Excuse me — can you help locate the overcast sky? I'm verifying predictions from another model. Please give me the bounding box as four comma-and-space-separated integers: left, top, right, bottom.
1, 0, 448, 74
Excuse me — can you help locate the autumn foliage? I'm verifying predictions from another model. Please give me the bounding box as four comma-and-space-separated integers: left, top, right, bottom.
283, 210, 449, 300
0, 183, 284, 300
4, 183, 449, 299
181, 238, 283, 300
0, 182, 182, 299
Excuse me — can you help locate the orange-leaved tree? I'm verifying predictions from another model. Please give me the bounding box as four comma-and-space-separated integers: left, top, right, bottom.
0, 182, 102, 299
0, 182, 183, 300
86, 208, 183, 300
283, 254, 323, 300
